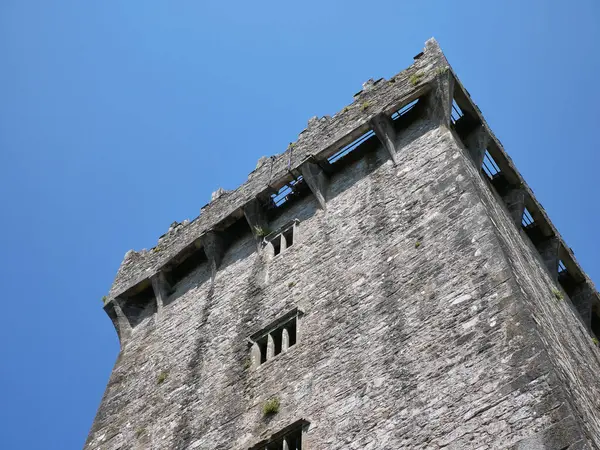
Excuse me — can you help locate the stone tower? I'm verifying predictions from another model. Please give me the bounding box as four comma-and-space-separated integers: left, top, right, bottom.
85, 39, 600, 449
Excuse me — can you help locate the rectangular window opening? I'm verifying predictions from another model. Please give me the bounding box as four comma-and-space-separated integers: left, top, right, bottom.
522, 207, 535, 228
391, 99, 419, 120
250, 313, 298, 367
327, 129, 376, 164
267, 222, 296, 257
482, 150, 501, 179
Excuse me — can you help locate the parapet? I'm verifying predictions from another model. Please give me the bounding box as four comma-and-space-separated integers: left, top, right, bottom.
103, 38, 600, 346
107, 39, 445, 300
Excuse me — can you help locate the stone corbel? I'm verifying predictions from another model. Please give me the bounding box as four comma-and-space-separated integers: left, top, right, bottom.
370, 113, 399, 165
502, 187, 526, 227
243, 198, 270, 240
464, 125, 489, 169
424, 71, 455, 128
299, 159, 329, 210
201, 230, 226, 279
570, 283, 594, 330
536, 236, 560, 281
151, 271, 172, 314
104, 297, 132, 346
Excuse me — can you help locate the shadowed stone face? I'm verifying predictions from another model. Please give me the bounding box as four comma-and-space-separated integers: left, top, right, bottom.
86, 39, 600, 450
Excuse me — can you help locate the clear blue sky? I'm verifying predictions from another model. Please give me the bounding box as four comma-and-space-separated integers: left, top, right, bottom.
1, 1, 599, 448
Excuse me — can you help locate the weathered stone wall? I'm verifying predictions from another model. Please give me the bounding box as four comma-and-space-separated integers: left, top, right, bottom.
460, 125, 600, 447
85, 104, 600, 449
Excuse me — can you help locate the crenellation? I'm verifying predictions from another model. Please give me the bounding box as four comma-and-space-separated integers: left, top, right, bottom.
211, 187, 228, 201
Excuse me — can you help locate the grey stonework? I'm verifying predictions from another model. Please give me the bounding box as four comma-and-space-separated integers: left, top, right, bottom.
86, 39, 600, 449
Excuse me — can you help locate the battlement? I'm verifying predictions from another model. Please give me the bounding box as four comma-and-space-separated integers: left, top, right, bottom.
103, 38, 600, 346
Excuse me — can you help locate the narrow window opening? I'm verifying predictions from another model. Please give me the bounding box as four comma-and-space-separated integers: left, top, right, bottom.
286, 429, 302, 450
327, 129, 376, 164
522, 207, 535, 228
283, 226, 294, 249
591, 308, 600, 341
451, 99, 463, 124
482, 150, 501, 179
257, 337, 268, 364
272, 235, 282, 256
287, 317, 297, 347
273, 330, 283, 356
558, 260, 567, 274
391, 99, 419, 120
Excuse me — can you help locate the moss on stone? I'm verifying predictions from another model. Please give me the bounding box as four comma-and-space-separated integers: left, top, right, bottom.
410, 72, 424, 86
157, 370, 169, 384
263, 397, 280, 416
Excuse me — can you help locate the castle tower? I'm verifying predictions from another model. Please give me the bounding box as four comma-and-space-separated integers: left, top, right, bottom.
85, 39, 600, 449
